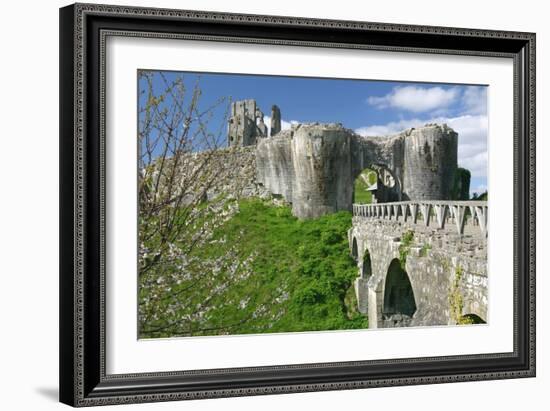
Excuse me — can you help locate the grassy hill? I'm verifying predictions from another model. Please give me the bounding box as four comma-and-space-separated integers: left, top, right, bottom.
139, 199, 367, 338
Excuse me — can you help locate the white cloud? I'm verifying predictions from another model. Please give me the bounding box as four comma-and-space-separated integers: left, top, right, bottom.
459, 151, 487, 179
263, 116, 297, 136
366, 84, 487, 117
461, 86, 487, 115
367, 86, 459, 113
355, 119, 420, 137
355, 114, 488, 178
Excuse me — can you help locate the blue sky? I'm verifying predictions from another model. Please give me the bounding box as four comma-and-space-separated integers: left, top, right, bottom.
139, 71, 488, 196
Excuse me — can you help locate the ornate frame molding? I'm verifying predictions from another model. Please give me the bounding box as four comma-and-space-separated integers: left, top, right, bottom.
60, 3, 535, 407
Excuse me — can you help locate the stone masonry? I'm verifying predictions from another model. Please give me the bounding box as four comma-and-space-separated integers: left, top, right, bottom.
225, 98, 458, 219
349, 205, 487, 328
255, 121, 458, 219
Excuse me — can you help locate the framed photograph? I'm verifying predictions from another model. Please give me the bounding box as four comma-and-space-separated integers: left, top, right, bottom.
59, 3, 536, 407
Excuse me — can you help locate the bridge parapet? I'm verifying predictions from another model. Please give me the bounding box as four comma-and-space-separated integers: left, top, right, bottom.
352, 201, 488, 237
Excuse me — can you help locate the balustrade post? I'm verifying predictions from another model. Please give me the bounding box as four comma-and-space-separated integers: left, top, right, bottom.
468, 205, 476, 226
451, 205, 466, 235
420, 203, 431, 226
400, 204, 408, 222
393, 204, 399, 221
351, 201, 486, 239
410, 203, 418, 224
475, 206, 488, 236
434, 204, 447, 229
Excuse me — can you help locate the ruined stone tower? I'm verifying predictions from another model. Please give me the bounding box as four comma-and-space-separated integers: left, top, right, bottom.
290, 124, 353, 218
227, 99, 267, 147
270, 105, 281, 137
402, 124, 458, 200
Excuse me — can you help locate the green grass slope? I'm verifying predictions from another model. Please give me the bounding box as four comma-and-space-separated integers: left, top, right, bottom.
139, 199, 367, 338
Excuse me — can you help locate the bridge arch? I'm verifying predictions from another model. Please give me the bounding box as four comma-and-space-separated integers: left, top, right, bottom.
351, 237, 358, 261
361, 249, 372, 279
459, 313, 486, 325
383, 259, 416, 318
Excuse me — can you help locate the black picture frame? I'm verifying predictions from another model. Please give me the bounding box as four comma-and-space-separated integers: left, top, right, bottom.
59, 3, 536, 407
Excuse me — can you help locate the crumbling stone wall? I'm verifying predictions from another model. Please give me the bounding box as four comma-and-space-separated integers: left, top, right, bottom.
169, 146, 272, 204
202, 146, 272, 200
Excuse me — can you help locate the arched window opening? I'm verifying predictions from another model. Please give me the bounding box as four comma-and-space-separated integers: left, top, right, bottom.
353, 165, 401, 204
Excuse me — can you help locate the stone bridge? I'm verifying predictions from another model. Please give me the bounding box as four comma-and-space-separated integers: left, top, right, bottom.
349, 201, 488, 328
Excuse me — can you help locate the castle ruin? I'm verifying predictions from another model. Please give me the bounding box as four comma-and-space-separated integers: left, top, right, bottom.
228, 100, 283, 147
228, 99, 461, 219
225, 99, 486, 329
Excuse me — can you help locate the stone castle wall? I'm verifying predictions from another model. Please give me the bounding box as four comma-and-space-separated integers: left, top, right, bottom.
160, 146, 271, 205
255, 132, 295, 201
256, 122, 458, 219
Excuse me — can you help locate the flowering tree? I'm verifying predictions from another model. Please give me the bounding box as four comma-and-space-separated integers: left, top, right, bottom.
136, 71, 362, 338
137, 71, 261, 338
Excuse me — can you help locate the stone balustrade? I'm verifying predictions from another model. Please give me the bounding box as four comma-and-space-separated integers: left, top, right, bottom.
352, 201, 488, 236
